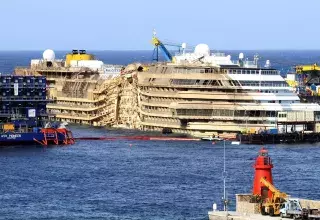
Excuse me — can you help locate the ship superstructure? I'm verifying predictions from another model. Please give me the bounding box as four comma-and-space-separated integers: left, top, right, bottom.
15, 49, 123, 126
137, 42, 320, 137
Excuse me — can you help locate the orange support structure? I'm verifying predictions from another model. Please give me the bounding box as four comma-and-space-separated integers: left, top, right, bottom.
56, 128, 75, 145
33, 128, 75, 146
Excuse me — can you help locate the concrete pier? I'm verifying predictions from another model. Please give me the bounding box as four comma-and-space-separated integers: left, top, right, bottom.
208, 211, 281, 220
208, 194, 320, 220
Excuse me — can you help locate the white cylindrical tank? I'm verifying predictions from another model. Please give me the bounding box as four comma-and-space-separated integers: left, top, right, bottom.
194, 44, 210, 56
31, 59, 41, 66
43, 49, 55, 61
75, 60, 104, 69
70, 60, 79, 67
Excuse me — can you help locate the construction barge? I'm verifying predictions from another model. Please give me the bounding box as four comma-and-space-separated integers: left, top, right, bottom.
208, 148, 320, 220
237, 132, 320, 144
0, 75, 74, 146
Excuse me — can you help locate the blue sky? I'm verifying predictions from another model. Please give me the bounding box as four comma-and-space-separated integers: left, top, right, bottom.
0, 0, 319, 50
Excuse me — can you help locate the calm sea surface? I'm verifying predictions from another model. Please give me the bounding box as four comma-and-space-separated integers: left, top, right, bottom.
0, 51, 320, 219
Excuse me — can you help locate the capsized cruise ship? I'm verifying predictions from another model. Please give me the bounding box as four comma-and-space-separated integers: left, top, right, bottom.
15, 49, 123, 126
12, 42, 320, 137
137, 41, 320, 137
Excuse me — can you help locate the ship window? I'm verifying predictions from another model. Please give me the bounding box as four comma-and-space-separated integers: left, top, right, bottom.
211, 80, 219, 86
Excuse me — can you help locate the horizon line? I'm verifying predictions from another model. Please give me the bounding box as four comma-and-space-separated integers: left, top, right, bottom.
1, 48, 320, 52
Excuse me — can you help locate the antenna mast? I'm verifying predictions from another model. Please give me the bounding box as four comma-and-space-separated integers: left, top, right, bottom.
222, 140, 229, 218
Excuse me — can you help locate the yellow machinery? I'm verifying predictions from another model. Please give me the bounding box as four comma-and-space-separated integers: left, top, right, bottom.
289, 63, 320, 96
260, 177, 288, 216
151, 31, 183, 63
286, 79, 298, 88
2, 123, 14, 132
296, 64, 320, 73
151, 36, 174, 62
65, 50, 94, 66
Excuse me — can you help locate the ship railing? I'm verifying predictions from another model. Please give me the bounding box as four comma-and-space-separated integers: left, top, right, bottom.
168, 69, 220, 74
230, 61, 239, 65
174, 113, 276, 121
0, 96, 47, 101
0, 111, 47, 118
143, 119, 179, 125
0, 83, 46, 88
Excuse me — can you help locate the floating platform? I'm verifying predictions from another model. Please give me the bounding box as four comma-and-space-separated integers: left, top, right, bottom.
237, 132, 320, 144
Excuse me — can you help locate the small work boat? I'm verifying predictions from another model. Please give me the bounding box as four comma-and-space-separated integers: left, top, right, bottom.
201, 137, 224, 141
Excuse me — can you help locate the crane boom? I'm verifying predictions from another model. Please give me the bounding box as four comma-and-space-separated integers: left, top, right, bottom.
260, 177, 288, 198
151, 36, 173, 62
259, 177, 288, 216
296, 64, 320, 73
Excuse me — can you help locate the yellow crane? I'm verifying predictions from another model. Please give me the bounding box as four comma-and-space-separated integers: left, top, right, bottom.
260, 177, 288, 216
296, 64, 320, 73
